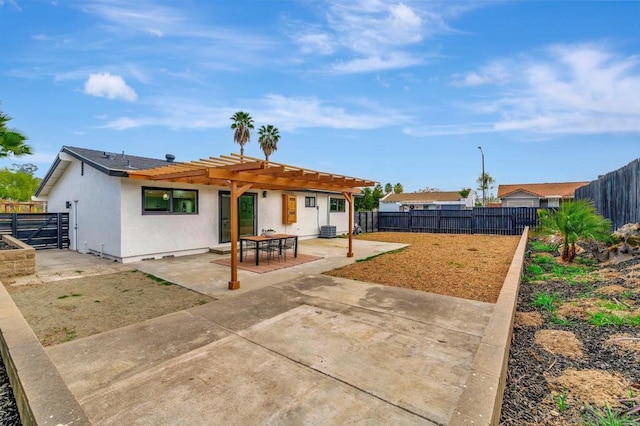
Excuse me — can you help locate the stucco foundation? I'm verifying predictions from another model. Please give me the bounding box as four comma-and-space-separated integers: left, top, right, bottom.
0, 236, 35, 278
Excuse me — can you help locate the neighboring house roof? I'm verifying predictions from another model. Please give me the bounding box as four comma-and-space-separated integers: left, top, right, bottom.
35, 146, 176, 197
498, 182, 589, 199
381, 191, 463, 203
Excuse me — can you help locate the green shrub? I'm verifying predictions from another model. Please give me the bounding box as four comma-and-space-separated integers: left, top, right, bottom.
526, 264, 545, 277
583, 403, 638, 425
530, 240, 558, 253
533, 255, 555, 266
533, 292, 561, 311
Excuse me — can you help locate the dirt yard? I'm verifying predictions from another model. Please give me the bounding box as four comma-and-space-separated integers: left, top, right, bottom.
6, 270, 214, 346
325, 232, 520, 303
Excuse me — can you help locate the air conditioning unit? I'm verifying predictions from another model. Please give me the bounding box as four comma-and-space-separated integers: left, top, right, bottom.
319, 225, 336, 238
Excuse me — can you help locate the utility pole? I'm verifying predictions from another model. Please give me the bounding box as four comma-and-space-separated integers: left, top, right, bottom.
478, 146, 485, 207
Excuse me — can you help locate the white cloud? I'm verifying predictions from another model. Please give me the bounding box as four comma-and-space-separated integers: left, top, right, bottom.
100, 94, 408, 131
83, 72, 138, 101
445, 43, 640, 136
333, 52, 423, 73
80, 0, 185, 37
146, 29, 163, 37
450, 62, 511, 87
257, 94, 408, 130
289, 1, 460, 73
296, 33, 334, 55
403, 123, 496, 137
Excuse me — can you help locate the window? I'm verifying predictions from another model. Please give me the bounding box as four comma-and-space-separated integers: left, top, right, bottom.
305, 196, 316, 208
330, 197, 346, 213
143, 188, 198, 214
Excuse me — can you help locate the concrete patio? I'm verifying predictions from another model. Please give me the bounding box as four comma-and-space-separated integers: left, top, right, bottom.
1, 234, 527, 425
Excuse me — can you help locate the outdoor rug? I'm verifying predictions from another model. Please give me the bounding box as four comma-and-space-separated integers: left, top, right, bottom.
211, 253, 322, 274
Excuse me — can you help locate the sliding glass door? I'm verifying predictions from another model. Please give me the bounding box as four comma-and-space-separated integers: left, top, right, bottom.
219, 192, 257, 243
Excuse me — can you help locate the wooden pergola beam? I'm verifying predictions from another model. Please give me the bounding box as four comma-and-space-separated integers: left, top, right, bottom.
128, 153, 377, 291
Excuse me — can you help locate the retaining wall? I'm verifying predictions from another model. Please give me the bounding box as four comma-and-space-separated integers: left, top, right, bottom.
450, 227, 528, 425
0, 236, 35, 278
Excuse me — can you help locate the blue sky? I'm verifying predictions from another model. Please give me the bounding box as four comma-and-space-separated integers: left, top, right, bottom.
1, 0, 639, 195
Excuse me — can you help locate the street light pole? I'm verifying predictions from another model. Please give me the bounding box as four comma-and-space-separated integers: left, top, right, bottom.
477, 146, 485, 207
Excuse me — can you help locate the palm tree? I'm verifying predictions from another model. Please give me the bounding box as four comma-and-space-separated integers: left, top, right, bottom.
393, 182, 404, 194
229, 111, 254, 158
537, 200, 611, 262
0, 110, 32, 158
257, 124, 280, 162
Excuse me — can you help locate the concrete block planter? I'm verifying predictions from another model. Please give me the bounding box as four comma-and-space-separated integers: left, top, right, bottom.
0, 236, 36, 278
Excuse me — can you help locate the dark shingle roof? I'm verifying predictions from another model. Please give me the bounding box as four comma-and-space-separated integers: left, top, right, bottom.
62, 146, 173, 174
34, 146, 176, 197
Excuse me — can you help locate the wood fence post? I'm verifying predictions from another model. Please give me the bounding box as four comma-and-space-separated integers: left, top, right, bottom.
11, 214, 17, 238
57, 213, 63, 248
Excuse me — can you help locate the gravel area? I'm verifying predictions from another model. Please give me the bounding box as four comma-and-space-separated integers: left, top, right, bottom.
0, 354, 21, 425
326, 232, 520, 303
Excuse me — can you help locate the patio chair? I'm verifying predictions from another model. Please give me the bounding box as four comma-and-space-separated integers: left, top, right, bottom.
241, 240, 258, 263
282, 236, 296, 261
259, 239, 281, 264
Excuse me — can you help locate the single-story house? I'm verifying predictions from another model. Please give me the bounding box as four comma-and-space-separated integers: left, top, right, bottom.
379, 191, 476, 212
497, 182, 589, 208
34, 146, 375, 267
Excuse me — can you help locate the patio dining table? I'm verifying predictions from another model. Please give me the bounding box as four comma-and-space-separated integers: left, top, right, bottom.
239, 234, 298, 266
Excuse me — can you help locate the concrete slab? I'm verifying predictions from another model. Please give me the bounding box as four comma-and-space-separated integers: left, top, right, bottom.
46, 273, 493, 425
79, 333, 434, 425
283, 275, 493, 337
46, 310, 231, 399
240, 304, 478, 425
131, 238, 407, 298
9, 249, 132, 285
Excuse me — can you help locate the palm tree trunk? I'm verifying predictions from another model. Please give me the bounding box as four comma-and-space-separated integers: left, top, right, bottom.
568, 243, 576, 262
561, 236, 570, 261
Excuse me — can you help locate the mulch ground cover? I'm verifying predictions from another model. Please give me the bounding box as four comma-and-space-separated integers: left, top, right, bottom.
0, 354, 20, 425
501, 240, 640, 425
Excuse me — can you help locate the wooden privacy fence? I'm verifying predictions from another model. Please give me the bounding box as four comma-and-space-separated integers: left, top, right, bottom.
0, 200, 46, 213
377, 207, 537, 235
575, 158, 640, 231
0, 213, 70, 249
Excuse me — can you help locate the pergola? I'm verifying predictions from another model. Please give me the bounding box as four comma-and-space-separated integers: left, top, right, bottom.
128, 153, 376, 290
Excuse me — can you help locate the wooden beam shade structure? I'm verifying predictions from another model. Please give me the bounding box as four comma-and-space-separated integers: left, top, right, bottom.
128, 153, 376, 290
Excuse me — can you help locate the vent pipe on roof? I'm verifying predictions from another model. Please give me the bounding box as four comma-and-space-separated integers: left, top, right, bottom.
165, 154, 175, 162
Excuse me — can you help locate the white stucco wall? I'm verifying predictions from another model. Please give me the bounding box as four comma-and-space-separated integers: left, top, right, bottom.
119, 179, 219, 262
379, 202, 401, 212
255, 191, 350, 237
45, 155, 122, 257
501, 190, 540, 208
45, 160, 352, 262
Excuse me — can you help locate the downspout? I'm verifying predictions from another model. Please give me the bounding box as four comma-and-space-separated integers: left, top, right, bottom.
327, 194, 331, 226
316, 192, 321, 232
73, 200, 78, 251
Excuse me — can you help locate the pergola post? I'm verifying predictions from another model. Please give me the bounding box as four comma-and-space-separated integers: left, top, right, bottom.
229, 180, 253, 290
343, 192, 354, 258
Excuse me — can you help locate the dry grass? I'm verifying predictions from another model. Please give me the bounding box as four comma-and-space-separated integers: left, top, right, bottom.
325, 232, 520, 303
